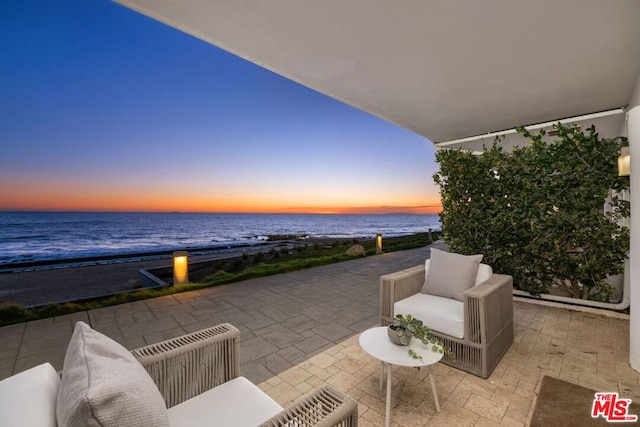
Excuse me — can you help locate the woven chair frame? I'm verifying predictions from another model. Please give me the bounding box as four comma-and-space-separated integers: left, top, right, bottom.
132, 323, 241, 408
131, 323, 358, 426
380, 265, 514, 378
260, 385, 358, 427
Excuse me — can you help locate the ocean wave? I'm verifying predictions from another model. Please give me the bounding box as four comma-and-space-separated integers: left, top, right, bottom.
0, 212, 441, 264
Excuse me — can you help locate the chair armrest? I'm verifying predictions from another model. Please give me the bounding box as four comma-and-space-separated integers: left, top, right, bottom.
259, 385, 358, 427
462, 274, 513, 343
380, 265, 425, 325
131, 323, 240, 408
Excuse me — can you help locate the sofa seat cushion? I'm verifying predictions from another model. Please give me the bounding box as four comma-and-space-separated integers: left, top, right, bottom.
394, 293, 465, 339
0, 363, 60, 427
57, 321, 170, 427
167, 376, 283, 427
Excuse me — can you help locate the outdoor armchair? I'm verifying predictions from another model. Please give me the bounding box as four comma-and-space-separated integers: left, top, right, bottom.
380, 255, 514, 378
134, 323, 359, 426
0, 322, 358, 427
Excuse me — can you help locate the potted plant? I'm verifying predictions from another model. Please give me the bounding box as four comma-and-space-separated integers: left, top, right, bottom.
388, 314, 454, 361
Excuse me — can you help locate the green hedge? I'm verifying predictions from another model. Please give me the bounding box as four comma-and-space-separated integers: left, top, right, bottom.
434, 123, 629, 300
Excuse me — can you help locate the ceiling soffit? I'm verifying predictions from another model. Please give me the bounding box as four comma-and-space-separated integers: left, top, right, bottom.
114, 0, 640, 143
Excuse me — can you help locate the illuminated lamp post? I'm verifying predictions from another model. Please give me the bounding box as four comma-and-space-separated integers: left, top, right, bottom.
376, 234, 383, 254
173, 251, 189, 285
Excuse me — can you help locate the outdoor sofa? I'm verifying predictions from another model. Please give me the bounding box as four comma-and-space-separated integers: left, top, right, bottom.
380, 248, 514, 378
0, 322, 358, 426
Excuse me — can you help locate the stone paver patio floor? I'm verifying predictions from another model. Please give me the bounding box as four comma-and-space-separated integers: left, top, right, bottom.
258, 300, 637, 426
0, 243, 637, 425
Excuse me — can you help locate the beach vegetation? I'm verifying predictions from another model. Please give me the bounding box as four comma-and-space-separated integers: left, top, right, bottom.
435, 123, 629, 300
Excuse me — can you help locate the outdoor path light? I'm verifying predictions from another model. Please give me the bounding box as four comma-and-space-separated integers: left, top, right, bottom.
173, 251, 189, 285
376, 234, 383, 254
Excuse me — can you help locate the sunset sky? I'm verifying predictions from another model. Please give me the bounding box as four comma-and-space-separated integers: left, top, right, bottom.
1, 0, 442, 214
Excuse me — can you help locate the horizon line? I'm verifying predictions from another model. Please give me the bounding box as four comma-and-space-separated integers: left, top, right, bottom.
0, 207, 443, 215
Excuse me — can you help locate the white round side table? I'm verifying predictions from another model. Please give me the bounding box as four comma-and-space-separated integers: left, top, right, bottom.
359, 326, 443, 427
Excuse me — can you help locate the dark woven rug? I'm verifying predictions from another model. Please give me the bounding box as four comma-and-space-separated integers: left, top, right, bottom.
530, 376, 640, 426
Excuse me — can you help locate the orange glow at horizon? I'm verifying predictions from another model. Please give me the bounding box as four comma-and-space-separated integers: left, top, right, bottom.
0, 179, 442, 215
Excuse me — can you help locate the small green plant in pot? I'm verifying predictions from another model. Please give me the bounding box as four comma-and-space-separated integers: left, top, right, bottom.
388, 314, 455, 361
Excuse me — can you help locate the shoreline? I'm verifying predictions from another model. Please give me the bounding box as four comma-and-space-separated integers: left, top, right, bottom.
0, 234, 388, 273
0, 235, 380, 308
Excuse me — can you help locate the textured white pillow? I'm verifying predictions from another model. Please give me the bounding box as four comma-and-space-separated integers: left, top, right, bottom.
421, 248, 483, 301
57, 321, 170, 427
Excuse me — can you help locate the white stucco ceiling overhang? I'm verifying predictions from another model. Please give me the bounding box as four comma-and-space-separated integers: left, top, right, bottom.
114, 0, 640, 144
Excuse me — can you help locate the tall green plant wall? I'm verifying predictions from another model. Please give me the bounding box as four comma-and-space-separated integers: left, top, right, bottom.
434, 123, 630, 300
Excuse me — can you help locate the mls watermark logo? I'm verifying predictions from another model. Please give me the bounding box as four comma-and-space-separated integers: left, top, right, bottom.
592, 392, 638, 422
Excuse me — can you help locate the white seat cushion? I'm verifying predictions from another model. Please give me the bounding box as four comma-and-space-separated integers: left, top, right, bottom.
167, 376, 283, 427
0, 363, 60, 427
394, 293, 465, 339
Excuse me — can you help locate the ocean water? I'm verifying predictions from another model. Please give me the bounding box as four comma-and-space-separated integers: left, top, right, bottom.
0, 212, 441, 264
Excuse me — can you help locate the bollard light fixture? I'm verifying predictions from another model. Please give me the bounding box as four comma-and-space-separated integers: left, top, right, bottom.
618, 146, 630, 177
173, 251, 189, 285
376, 233, 383, 254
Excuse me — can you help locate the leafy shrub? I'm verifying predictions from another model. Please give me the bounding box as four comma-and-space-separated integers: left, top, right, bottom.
434, 123, 629, 299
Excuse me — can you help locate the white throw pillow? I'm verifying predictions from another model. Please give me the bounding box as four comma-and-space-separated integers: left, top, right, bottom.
421, 248, 483, 301
57, 321, 170, 427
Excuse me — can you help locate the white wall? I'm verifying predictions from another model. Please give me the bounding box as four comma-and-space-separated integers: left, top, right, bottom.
628, 71, 640, 373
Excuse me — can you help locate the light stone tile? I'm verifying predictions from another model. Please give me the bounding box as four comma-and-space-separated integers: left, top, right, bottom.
464, 394, 507, 423
505, 401, 533, 424
305, 375, 326, 388
340, 344, 368, 360
393, 401, 435, 426
487, 390, 512, 408
459, 375, 497, 399
279, 365, 312, 386
514, 379, 538, 397
475, 417, 501, 426
266, 375, 283, 387
294, 381, 313, 395
500, 415, 525, 427
439, 401, 479, 426
360, 406, 386, 426
268, 381, 302, 406
427, 412, 474, 427
308, 352, 336, 369
306, 363, 338, 380
326, 370, 358, 391
257, 382, 272, 393
334, 356, 363, 375
445, 387, 472, 408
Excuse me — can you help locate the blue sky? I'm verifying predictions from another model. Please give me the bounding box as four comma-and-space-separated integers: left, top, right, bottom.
0, 0, 441, 213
